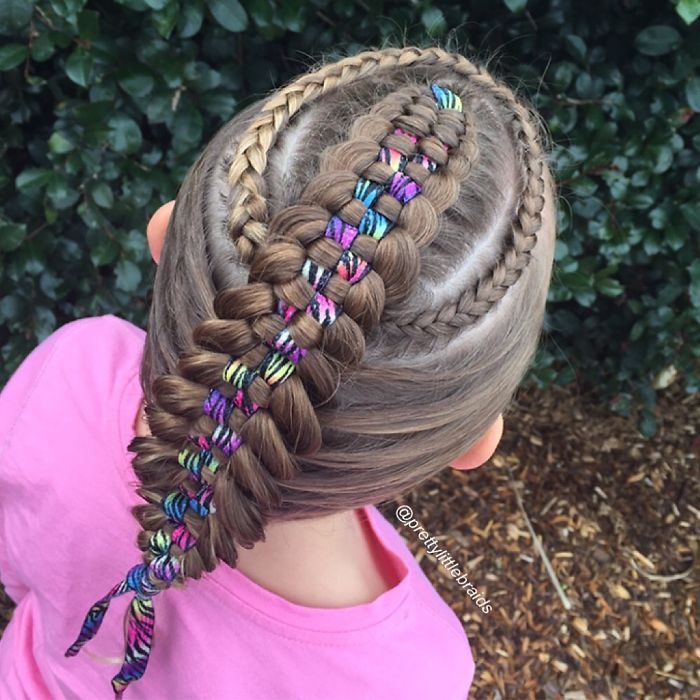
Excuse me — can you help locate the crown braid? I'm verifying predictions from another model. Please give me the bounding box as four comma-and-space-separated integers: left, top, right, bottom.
64, 78, 476, 698
227, 46, 545, 274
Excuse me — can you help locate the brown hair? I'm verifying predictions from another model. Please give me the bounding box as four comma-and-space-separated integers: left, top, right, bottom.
127, 46, 557, 603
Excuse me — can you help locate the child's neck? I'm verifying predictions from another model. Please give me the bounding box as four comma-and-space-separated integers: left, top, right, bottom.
134, 398, 401, 607
234, 508, 401, 608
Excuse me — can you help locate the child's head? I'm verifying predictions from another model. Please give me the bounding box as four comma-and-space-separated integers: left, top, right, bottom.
69, 46, 557, 695
136, 45, 556, 565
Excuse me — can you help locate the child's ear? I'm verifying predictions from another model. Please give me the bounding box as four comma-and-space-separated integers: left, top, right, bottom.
449, 414, 504, 471
146, 200, 176, 265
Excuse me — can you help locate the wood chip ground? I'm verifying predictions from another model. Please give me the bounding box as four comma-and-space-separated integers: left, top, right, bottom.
1, 381, 697, 699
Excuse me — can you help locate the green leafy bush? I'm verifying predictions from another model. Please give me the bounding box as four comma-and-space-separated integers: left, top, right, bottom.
1, 0, 699, 438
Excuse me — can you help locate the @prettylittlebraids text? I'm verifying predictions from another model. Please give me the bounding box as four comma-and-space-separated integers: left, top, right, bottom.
395, 505, 492, 614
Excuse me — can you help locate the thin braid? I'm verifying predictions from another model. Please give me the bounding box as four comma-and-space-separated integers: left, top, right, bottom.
381, 101, 548, 340
63, 81, 472, 699
226, 45, 545, 271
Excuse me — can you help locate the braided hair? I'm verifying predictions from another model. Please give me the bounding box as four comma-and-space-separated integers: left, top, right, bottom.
64, 46, 556, 698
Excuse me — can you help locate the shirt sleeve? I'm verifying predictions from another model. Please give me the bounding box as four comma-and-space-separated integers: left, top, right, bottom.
0, 319, 94, 601
0, 327, 71, 456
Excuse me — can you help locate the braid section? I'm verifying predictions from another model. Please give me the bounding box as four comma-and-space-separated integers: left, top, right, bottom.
227, 47, 486, 266
226, 48, 548, 346
382, 96, 548, 341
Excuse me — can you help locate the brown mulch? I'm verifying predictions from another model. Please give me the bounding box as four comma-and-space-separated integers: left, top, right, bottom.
380, 379, 699, 700
1, 380, 698, 699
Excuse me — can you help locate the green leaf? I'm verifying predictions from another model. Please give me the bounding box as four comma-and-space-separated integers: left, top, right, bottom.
0, 222, 27, 252
649, 144, 674, 174
44, 204, 58, 224
30, 31, 55, 62
249, 0, 273, 27
675, 0, 700, 25
504, 0, 527, 11
0, 0, 35, 35
560, 270, 594, 292
686, 76, 700, 111
34, 306, 56, 342
89, 181, 114, 208
551, 62, 574, 90
629, 320, 645, 342
554, 239, 569, 262
145, 93, 172, 123
575, 72, 604, 99
178, 0, 204, 36
611, 393, 633, 417
39, 270, 61, 299
153, 1, 178, 39
649, 205, 668, 230
65, 47, 95, 87
77, 199, 102, 228
573, 288, 597, 307
0, 293, 24, 323
421, 7, 447, 35
665, 224, 685, 252
634, 25, 682, 56
680, 201, 700, 231
115, 258, 143, 292
206, 0, 248, 32
0, 43, 27, 70
16, 167, 54, 190
564, 35, 587, 64
48, 0, 87, 23
144, 0, 168, 8
90, 237, 120, 266
172, 101, 203, 146
689, 259, 700, 308
199, 91, 236, 116
120, 229, 147, 258
107, 114, 142, 154
595, 276, 624, 297
48, 131, 74, 154
638, 408, 657, 438
47, 174, 80, 209
570, 175, 598, 197
118, 69, 155, 97
276, 1, 304, 32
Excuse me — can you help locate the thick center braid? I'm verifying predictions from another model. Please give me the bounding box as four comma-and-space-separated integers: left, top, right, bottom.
227, 45, 545, 273
63, 82, 473, 699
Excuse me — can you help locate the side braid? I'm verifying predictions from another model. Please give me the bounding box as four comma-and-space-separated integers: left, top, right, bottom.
380, 96, 548, 341
64, 80, 473, 698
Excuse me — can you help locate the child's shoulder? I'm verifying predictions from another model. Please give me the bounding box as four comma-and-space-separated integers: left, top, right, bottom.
31, 313, 145, 379
18, 313, 143, 394
0, 314, 145, 456
50, 313, 145, 347
11, 314, 144, 373
368, 506, 472, 642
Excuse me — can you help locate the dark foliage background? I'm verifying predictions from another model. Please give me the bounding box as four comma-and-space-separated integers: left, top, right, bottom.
1, 0, 699, 437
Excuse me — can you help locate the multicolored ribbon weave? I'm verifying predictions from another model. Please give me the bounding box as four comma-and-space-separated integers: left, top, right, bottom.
64, 83, 464, 698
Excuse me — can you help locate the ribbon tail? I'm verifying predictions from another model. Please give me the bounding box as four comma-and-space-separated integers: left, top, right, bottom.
64, 577, 131, 657
111, 594, 156, 699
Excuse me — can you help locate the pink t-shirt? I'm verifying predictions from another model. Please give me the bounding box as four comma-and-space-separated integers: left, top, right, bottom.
0, 314, 474, 699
